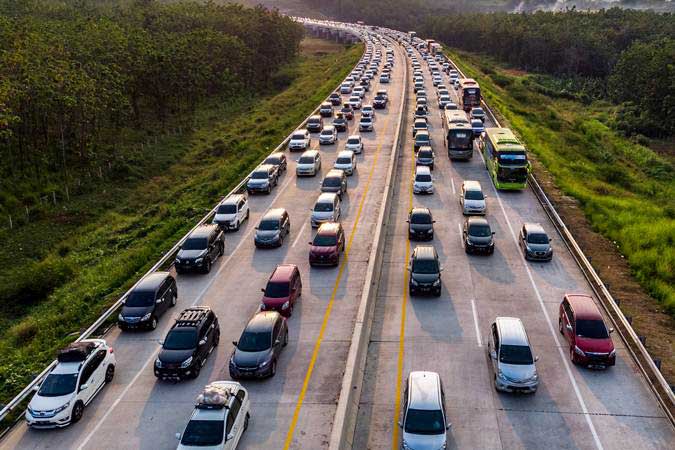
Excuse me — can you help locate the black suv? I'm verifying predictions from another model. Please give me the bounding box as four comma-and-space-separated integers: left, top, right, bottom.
263, 152, 287, 174
154, 307, 220, 381
306, 115, 323, 133
118, 272, 177, 330
463, 217, 495, 255
373, 95, 387, 109
229, 311, 288, 379
408, 245, 442, 296
175, 225, 224, 274
329, 92, 342, 106
319, 102, 333, 118
407, 208, 435, 241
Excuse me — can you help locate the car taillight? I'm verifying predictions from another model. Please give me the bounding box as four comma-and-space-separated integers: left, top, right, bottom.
109, 347, 114, 353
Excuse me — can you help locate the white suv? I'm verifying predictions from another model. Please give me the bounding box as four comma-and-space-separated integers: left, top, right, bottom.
213, 194, 249, 231
288, 129, 311, 151
177, 382, 251, 450
345, 135, 364, 154
26, 339, 115, 428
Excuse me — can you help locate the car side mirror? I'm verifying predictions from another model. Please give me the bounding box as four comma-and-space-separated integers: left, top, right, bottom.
80, 384, 89, 391
397, 421, 403, 428
176, 433, 181, 440
260, 288, 265, 293
490, 350, 497, 360
33, 384, 40, 392
405, 219, 409, 223
566, 324, 573, 332
199, 339, 207, 346
549, 238, 553, 242
159, 340, 164, 346
609, 327, 615, 334
432, 220, 436, 223
535, 356, 540, 362
227, 432, 235, 441
232, 341, 238, 347
156, 299, 162, 304
275, 339, 281, 346
492, 232, 495, 235
447, 423, 452, 430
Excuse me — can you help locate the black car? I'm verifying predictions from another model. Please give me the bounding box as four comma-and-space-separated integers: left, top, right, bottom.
519, 222, 553, 261
332, 113, 348, 132
329, 92, 342, 106
154, 307, 219, 381
407, 208, 434, 241
463, 217, 495, 255
319, 102, 333, 118
175, 225, 224, 274
373, 95, 387, 109
118, 272, 177, 330
306, 115, 323, 132
229, 311, 288, 379
408, 245, 442, 296
263, 152, 287, 174
254, 208, 291, 248
415, 146, 435, 170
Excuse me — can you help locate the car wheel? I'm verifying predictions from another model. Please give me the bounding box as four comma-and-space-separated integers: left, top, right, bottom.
71, 401, 84, 424
270, 360, 277, 377
244, 412, 250, 431
171, 292, 177, 307
278, 235, 284, 246
283, 330, 288, 347
234, 220, 240, 232
569, 346, 577, 364
105, 364, 115, 383
213, 331, 220, 347
558, 318, 563, 335
150, 316, 158, 330
229, 370, 238, 380
192, 362, 201, 379
434, 289, 441, 297
246, 209, 250, 220
204, 258, 212, 274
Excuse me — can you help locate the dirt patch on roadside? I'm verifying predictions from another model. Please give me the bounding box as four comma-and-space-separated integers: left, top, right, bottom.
530, 156, 675, 385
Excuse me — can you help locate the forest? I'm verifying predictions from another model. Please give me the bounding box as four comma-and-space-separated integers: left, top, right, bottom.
0, 0, 304, 218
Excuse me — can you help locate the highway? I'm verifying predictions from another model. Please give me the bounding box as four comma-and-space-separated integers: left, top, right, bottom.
353, 41, 675, 450
1, 22, 674, 450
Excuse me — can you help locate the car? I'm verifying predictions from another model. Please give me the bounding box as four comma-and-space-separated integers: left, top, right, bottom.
340, 103, 354, 120
263, 152, 288, 174
306, 114, 323, 133
471, 107, 486, 122
175, 225, 225, 274
332, 112, 348, 132
488, 317, 539, 393
414, 81, 424, 93
411, 118, 428, 137
415, 146, 435, 170
399, 371, 450, 450
416, 98, 428, 110
213, 194, 249, 232
319, 125, 338, 145
311, 192, 341, 227
154, 307, 220, 381
416, 89, 427, 100
463, 217, 495, 255
229, 311, 288, 379
25, 339, 115, 428
413, 165, 433, 195
361, 104, 375, 118
345, 134, 364, 154
254, 208, 290, 248
471, 118, 485, 137
348, 95, 362, 109
353, 86, 366, 98
247, 164, 278, 194
373, 94, 388, 109
309, 222, 346, 267
438, 95, 452, 109
334, 150, 357, 176
408, 245, 442, 296
296, 149, 321, 177
319, 102, 333, 118
413, 105, 428, 119
176, 382, 250, 450
376, 89, 389, 100
460, 180, 487, 215
118, 272, 177, 330
560, 294, 616, 368
359, 116, 374, 132
321, 168, 348, 197
407, 207, 434, 241
432, 76, 442, 86
519, 223, 553, 261
379, 73, 390, 83
359, 78, 370, 91
260, 264, 302, 316
413, 130, 431, 151
436, 83, 447, 92
329, 92, 342, 106
288, 129, 311, 151
340, 83, 352, 94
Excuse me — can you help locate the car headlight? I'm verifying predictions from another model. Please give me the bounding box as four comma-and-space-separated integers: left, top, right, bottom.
525, 246, 532, 253
410, 278, 419, 286
281, 301, 290, 310
195, 258, 203, 264
180, 356, 193, 369
609, 349, 616, 358
175, 258, 181, 264
141, 312, 152, 321
427, 229, 434, 234
574, 345, 586, 356
497, 369, 507, 381
260, 358, 272, 367
53, 402, 70, 415
118, 313, 124, 322
402, 441, 411, 450
155, 358, 163, 368
433, 279, 441, 287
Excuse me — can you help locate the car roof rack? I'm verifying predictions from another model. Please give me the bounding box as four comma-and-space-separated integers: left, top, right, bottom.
175, 307, 209, 327
57, 341, 97, 363
196, 384, 233, 410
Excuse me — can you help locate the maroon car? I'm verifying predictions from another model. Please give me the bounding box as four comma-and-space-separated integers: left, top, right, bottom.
559, 294, 615, 368
309, 222, 345, 267
260, 264, 302, 317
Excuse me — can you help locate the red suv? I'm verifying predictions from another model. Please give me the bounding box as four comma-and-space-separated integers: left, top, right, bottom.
559, 294, 615, 368
309, 222, 345, 267
260, 265, 302, 316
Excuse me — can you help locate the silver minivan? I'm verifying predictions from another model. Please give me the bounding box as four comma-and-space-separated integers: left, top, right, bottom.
311, 193, 341, 228
487, 317, 539, 393
460, 180, 487, 215
399, 371, 451, 450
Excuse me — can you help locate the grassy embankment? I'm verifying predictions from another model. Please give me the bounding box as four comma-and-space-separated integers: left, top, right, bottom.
445, 48, 674, 380
0, 38, 362, 407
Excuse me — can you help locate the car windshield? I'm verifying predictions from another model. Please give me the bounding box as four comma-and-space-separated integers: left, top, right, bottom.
412, 258, 438, 274
299, 156, 315, 164
292, 133, 306, 140
321, 130, 332, 136
416, 174, 432, 182
251, 171, 268, 179
527, 233, 549, 244
473, 108, 484, 115
323, 177, 341, 187
181, 420, 224, 446
361, 118, 372, 123
468, 224, 491, 237
264, 157, 281, 165
238, 330, 271, 352
125, 290, 155, 307
347, 138, 360, 145
38, 373, 78, 397
314, 202, 334, 212
264, 281, 289, 298
465, 190, 484, 200
163, 328, 197, 350
497, 151, 527, 166
404, 408, 445, 435
414, 122, 426, 129
336, 157, 352, 164
183, 237, 208, 251
314, 234, 337, 246
576, 319, 609, 339
217, 204, 237, 214
258, 220, 279, 231
308, 119, 320, 125
418, 150, 433, 158
416, 134, 430, 143
410, 213, 432, 224
375, 95, 385, 101
499, 344, 534, 365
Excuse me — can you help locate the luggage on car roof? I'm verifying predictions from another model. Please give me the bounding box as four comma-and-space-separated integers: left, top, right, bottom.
57, 341, 96, 362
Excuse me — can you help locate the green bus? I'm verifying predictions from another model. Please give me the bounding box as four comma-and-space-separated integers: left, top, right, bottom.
480, 128, 530, 190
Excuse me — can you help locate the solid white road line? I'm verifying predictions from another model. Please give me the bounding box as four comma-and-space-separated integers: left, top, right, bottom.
451, 177, 456, 195
292, 222, 308, 248
457, 222, 464, 246
471, 299, 482, 347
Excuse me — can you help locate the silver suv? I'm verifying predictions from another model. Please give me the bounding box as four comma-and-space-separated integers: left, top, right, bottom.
398, 371, 450, 450
487, 317, 539, 393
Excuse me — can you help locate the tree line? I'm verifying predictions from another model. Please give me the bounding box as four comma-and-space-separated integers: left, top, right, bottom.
0, 0, 304, 214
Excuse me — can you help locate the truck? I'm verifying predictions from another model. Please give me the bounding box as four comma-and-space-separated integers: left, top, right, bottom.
408, 31, 417, 43
425, 39, 436, 53
430, 42, 442, 55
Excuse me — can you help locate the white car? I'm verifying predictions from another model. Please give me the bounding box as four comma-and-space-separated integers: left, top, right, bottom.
311, 193, 341, 227
26, 339, 115, 428
296, 150, 321, 177
348, 96, 362, 109
213, 194, 249, 231
432, 76, 442, 86
413, 165, 433, 195
379, 73, 390, 83
177, 382, 251, 450
359, 116, 374, 132
334, 150, 357, 175
460, 180, 487, 215
288, 129, 310, 151
319, 125, 338, 145
345, 134, 364, 154
340, 83, 352, 94
353, 86, 366, 98
361, 105, 375, 119
438, 95, 452, 109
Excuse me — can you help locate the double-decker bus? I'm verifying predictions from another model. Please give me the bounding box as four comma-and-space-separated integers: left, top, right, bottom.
442, 110, 473, 159
458, 78, 481, 112
480, 128, 530, 190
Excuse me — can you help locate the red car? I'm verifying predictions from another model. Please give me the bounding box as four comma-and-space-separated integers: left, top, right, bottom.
559, 294, 615, 368
309, 222, 345, 267
260, 264, 302, 316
